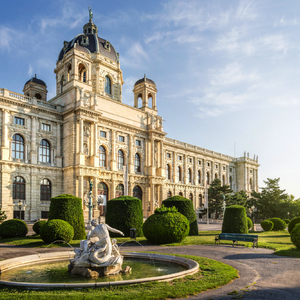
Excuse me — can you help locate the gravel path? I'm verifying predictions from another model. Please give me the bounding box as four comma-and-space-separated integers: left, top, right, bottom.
0, 243, 299, 299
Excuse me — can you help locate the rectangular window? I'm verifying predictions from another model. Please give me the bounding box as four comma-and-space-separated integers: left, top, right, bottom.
215, 164, 218, 169
167, 153, 171, 158
223, 166, 226, 171
119, 136, 125, 142
100, 131, 107, 138
41, 211, 49, 219
188, 158, 192, 163
178, 156, 182, 161
136, 140, 141, 146
15, 117, 24, 126
41, 123, 50, 131
207, 162, 210, 167
198, 160, 201, 165
230, 168, 232, 172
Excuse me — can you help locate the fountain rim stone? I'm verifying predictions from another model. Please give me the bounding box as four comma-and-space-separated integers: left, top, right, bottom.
0, 251, 199, 289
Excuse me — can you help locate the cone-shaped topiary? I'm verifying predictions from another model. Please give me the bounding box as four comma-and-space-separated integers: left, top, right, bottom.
261, 220, 274, 231
33, 220, 47, 235
40, 219, 74, 244
48, 194, 86, 240
222, 205, 248, 234
143, 208, 189, 244
162, 195, 198, 236
0, 219, 28, 238
269, 218, 286, 231
291, 223, 300, 249
247, 217, 253, 230
105, 196, 143, 237
288, 217, 300, 234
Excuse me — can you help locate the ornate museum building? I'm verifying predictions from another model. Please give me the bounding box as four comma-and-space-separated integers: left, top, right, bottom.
0, 15, 259, 221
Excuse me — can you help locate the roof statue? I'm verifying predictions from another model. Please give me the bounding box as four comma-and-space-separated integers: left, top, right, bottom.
89, 6, 93, 22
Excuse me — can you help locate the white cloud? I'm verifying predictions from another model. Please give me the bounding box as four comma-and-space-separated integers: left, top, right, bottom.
121, 42, 149, 69
28, 64, 33, 77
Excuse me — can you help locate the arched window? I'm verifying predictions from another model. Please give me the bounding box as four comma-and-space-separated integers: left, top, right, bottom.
148, 94, 153, 108
177, 166, 182, 182
197, 170, 201, 184
105, 76, 111, 94
188, 169, 192, 183
60, 75, 64, 93
67, 64, 72, 81
39, 139, 51, 163
229, 176, 233, 189
13, 176, 25, 200
137, 94, 143, 108
166, 164, 171, 180
35, 93, 42, 100
167, 191, 172, 198
118, 150, 124, 170
222, 175, 225, 186
206, 172, 210, 185
179, 192, 183, 196
133, 185, 142, 200
78, 64, 86, 83
189, 193, 193, 201
40, 179, 51, 201
12, 134, 25, 159
115, 183, 124, 198
98, 182, 108, 216
134, 153, 141, 172
99, 146, 106, 167
199, 194, 203, 207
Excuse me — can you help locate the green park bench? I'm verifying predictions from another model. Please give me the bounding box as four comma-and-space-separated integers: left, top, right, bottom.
215, 233, 258, 248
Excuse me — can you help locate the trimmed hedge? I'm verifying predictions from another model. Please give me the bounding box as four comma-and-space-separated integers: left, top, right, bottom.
40, 219, 74, 244
48, 194, 86, 240
269, 218, 286, 231
222, 205, 248, 234
288, 217, 300, 234
283, 219, 290, 225
291, 223, 300, 249
105, 196, 143, 237
143, 210, 189, 244
162, 196, 198, 236
0, 219, 28, 238
247, 217, 253, 230
261, 220, 274, 231
33, 220, 47, 235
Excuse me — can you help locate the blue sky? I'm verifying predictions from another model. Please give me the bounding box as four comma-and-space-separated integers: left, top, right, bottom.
1, 0, 300, 197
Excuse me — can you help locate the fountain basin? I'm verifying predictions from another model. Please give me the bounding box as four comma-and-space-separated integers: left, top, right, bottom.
0, 251, 199, 288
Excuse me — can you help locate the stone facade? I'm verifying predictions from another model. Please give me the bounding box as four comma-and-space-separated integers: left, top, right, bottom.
0, 18, 259, 221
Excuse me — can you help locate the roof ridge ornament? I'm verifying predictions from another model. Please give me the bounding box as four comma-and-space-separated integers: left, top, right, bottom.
89, 5, 93, 23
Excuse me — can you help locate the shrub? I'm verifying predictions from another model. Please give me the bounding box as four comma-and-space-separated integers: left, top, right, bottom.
32, 220, 47, 235
261, 220, 274, 231
269, 218, 286, 231
40, 219, 74, 244
162, 196, 198, 236
291, 223, 300, 249
48, 194, 85, 240
222, 205, 248, 234
247, 217, 253, 230
288, 217, 300, 234
0, 219, 28, 238
143, 210, 189, 244
155, 204, 178, 214
105, 196, 143, 237
283, 219, 290, 225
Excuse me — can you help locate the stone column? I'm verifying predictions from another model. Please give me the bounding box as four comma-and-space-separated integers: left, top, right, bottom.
79, 119, 84, 153
111, 130, 116, 170
76, 118, 85, 165
184, 155, 187, 184
30, 116, 37, 164
203, 159, 206, 185
93, 177, 99, 218
25, 145, 28, 163
128, 134, 133, 173
78, 176, 84, 209
193, 157, 197, 185
56, 123, 62, 167
92, 122, 98, 167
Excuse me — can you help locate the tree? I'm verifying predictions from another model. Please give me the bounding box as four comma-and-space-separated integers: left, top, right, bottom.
208, 178, 232, 219
0, 207, 7, 223
251, 178, 288, 219
228, 190, 248, 207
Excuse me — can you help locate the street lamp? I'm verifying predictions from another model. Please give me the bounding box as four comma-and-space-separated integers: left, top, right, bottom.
287, 212, 290, 220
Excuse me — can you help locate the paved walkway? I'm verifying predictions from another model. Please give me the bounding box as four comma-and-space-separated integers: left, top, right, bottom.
0, 242, 299, 299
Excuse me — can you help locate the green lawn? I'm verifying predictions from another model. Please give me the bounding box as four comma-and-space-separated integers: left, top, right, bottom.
1, 230, 300, 257
0, 254, 238, 300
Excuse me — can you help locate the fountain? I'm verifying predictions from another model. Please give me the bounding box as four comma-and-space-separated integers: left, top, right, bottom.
0, 221, 199, 288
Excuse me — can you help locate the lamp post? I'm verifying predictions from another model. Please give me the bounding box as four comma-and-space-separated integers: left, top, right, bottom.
287, 212, 290, 220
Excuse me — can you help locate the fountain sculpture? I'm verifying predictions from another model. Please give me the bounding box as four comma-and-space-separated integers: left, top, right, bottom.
68, 220, 131, 278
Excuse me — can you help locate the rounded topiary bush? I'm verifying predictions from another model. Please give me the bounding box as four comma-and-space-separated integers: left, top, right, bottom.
283, 219, 290, 225
290, 223, 300, 249
105, 196, 143, 237
0, 219, 28, 238
48, 194, 85, 240
269, 218, 286, 231
32, 220, 47, 235
247, 217, 253, 230
222, 205, 248, 234
40, 219, 74, 244
162, 196, 198, 236
143, 208, 189, 244
261, 220, 274, 231
288, 217, 300, 234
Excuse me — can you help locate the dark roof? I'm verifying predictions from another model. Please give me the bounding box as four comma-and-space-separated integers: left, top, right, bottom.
134, 76, 156, 86
25, 76, 46, 87
58, 33, 118, 62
